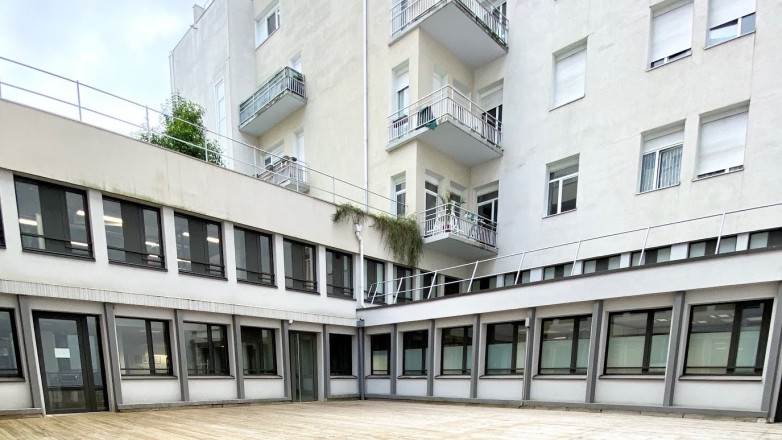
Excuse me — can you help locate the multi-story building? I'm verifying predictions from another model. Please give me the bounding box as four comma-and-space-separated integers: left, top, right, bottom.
1, 0, 782, 422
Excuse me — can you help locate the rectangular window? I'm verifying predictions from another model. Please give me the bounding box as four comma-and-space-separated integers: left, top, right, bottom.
0, 309, 22, 378
605, 309, 671, 375
0, 204, 5, 248
242, 327, 277, 375
707, 0, 756, 46
326, 249, 353, 298
470, 276, 497, 292
284, 239, 317, 292
543, 263, 573, 280
15, 178, 92, 258
175, 214, 224, 277
640, 128, 683, 192
443, 276, 461, 296
649, 3, 693, 68
255, 3, 280, 46
749, 229, 782, 250
441, 326, 472, 375
553, 45, 587, 107
697, 109, 748, 178
631, 246, 672, 266
235, 227, 275, 286
183, 322, 229, 376
395, 70, 410, 113
485, 321, 526, 375
103, 198, 164, 269
477, 189, 499, 231
481, 86, 503, 145
115, 318, 172, 376
394, 265, 414, 303
365, 258, 385, 301
688, 235, 737, 258
371, 334, 391, 375
685, 300, 772, 375
392, 177, 406, 217
582, 255, 621, 274
547, 158, 578, 216
539, 315, 591, 375
403, 330, 427, 376
504, 270, 531, 286
329, 333, 353, 376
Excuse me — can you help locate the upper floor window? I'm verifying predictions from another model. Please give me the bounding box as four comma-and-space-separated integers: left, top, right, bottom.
329, 333, 353, 376
605, 309, 671, 375
394, 265, 414, 303
284, 239, 317, 292
0, 309, 22, 378
504, 270, 531, 286
543, 263, 573, 280
15, 178, 92, 258
183, 322, 229, 376
395, 69, 410, 115
553, 43, 587, 107
175, 213, 224, 277
103, 198, 164, 269
115, 317, 172, 376
441, 326, 472, 375
326, 249, 353, 298
486, 321, 526, 375
365, 258, 385, 301
477, 188, 499, 231
480, 85, 503, 144
242, 327, 277, 376
540, 315, 591, 375
749, 229, 782, 250
707, 0, 756, 46
696, 107, 748, 178
235, 227, 275, 286
443, 275, 461, 296
255, 3, 280, 47
640, 127, 683, 192
547, 156, 578, 216
688, 235, 736, 258
370, 334, 391, 375
582, 255, 621, 274
403, 330, 428, 376
631, 246, 672, 266
392, 175, 406, 217
649, 3, 693, 68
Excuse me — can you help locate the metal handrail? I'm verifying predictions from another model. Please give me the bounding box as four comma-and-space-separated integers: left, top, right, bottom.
419, 202, 498, 248
239, 67, 306, 125
390, 0, 509, 44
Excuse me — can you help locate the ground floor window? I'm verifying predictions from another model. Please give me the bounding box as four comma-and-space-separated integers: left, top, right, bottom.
485, 321, 526, 375
116, 317, 172, 375
403, 330, 427, 375
183, 322, 229, 375
371, 334, 391, 375
242, 327, 276, 375
604, 309, 671, 375
329, 333, 353, 376
0, 309, 22, 378
539, 315, 591, 375
441, 326, 472, 375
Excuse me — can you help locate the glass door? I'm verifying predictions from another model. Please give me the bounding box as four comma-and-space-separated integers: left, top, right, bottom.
290, 331, 317, 402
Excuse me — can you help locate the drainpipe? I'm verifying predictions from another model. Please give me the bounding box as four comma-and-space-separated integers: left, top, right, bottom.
362, 0, 369, 211
356, 223, 365, 308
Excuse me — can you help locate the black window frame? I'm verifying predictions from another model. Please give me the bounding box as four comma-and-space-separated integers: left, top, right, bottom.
582, 254, 621, 274
402, 330, 428, 376
542, 263, 573, 280
440, 326, 473, 375
630, 246, 672, 266
103, 197, 165, 270
115, 317, 173, 376
538, 315, 592, 376
174, 213, 225, 278
241, 326, 277, 376
394, 265, 414, 303
284, 239, 318, 292
0, 203, 5, 248
749, 228, 782, 250
687, 235, 737, 258
485, 321, 526, 375
183, 322, 230, 376
603, 308, 672, 376
234, 226, 275, 287
326, 249, 354, 299
365, 258, 385, 301
329, 333, 353, 376
370, 333, 391, 375
443, 275, 461, 296
0, 308, 23, 378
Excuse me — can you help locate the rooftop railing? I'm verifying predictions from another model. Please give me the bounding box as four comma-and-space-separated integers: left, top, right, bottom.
390, 0, 509, 45
239, 67, 305, 126
420, 202, 497, 247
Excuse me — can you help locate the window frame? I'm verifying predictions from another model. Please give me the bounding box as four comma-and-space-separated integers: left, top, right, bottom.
538, 315, 592, 376
329, 333, 353, 377
748, 228, 782, 250
696, 108, 749, 179
115, 317, 173, 376
552, 44, 588, 108
326, 249, 354, 299
687, 235, 737, 258
582, 255, 621, 274
402, 330, 428, 376
648, 2, 694, 69
640, 142, 683, 193
0, 203, 5, 248
241, 326, 277, 376
0, 308, 23, 379
370, 333, 391, 375
234, 226, 275, 287
174, 213, 225, 278
440, 326, 473, 375
631, 246, 672, 266
183, 321, 230, 376
394, 265, 414, 303
543, 263, 573, 280
283, 239, 318, 293
603, 308, 672, 376
365, 258, 386, 301
103, 196, 165, 270
503, 270, 531, 286
392, 176, 406, 217
255, 2, 281, 47
485, 321, 526, 375
546, 160, 579, 216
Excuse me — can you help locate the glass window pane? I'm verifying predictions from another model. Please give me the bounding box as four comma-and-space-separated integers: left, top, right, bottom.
741, 13, 756, 35
403, 331, 427, 375
657, 146, 682, 188
541, 318, 574, 374
640, 152, 656, 192
686, 304, 734, 374
143, 209, 163, 260
735, 303, 763, 370
0, 310, 21, 377
371, 334, 390, 375
175, 216, 191, 272
708, 20, 738, 46
116, 318, 150, 375
149, 321, 170, 374
560, 176, 578, 212
547, 180, 559, 215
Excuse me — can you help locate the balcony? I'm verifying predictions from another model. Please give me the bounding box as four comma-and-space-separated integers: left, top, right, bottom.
238, 67, 306, 136
256, 156, 310, 193
387, 85, 502, 166
390, 0, 508, 67
420, 203, 498, 259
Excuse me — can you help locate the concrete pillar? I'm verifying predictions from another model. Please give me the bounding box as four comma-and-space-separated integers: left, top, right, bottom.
585, 300, 604, 403
174, 309, 189, 402
17, 295, 44, 412
663, 291, 686, 406
390, 324, 398, 395
522, 308, 536, 402
357, 324, 366, 400
761, 283, 782, 417
470, 314, 481, 399
103, 303, 123, 406
323, 324, 330, 398
281, 320, 291, 400
233, 315, 245, 400
426, 319, 435, 396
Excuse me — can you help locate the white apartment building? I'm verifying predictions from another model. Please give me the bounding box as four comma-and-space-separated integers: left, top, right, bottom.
0, 0, 781, 422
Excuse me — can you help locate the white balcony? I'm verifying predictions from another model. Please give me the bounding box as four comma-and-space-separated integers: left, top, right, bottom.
256, 156, 310, 193
420, 203, 498, 259
388, 85, 502, 166
390, 0, 508, 67
238, 67, 306, 136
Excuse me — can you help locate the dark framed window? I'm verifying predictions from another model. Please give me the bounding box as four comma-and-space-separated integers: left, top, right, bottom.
539, 315, 591, 375
688, 235, 737, 258
103, 198, 164, 269
394, 265, 414, 303
284, 239, 317, 292
441, 326, 472, 375
326, 249, 353, 298
14, 177, 92, 258
684, 300, 772, 376
175, 214, 224, 277
370, 334, 391, 375
0, 204, 5, 248
402, 330, 427, 376
235, 227, 275, 286
543, 263, 573, 280
443, 276, 461, 296
749, 229, 782, 250
582, 255, 620, 274
485, 321, 526, 375
183, 322, 229, 375
115, 317, 172, 376
242, 327, 277, 375
329, 333, 352, 376
604, 309, 671, 375
503, 271, 531, 286
631, 246, 672, 266
470, 276, 496, 292
0, 309, 22, 378
365, 258, 385, 301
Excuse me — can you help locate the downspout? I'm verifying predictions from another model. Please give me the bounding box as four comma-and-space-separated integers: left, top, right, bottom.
362, 0, 369, 211
356, 223, 365, 309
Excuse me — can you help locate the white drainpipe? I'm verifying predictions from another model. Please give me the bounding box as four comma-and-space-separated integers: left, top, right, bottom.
355, 223, 365, 308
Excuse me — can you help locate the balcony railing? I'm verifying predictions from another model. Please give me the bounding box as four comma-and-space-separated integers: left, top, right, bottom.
420, 202, 497, 247
390, 0, 508, 45
239, 67, 306, 126
257, 156, 309, 191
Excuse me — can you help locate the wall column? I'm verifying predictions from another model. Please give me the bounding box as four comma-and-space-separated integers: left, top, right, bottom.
585, 300, 604, 403
323, 324, 331, 399
390, 324, 397, 395
663, 291, 686, 406
761, 283, 782, 417
233, 315, 245, 400
426, 319, 435, 397
174, 309, 189, 402
470, 314, 480, 399
281, 320, 291, 400
103, 303, 123, 406
357, 322, 366, 400
17, 295, 44, 412
522, 308, 536, 402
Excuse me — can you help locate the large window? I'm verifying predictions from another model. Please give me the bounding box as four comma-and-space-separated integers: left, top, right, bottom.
688, 235, 736, 258
403, 330, 427, 376
697, 108, 748, 178
640, 128, 683, 192
539, 315, 591, 375
329, 333, 353, 376
749, 229, 782, 250
284, 239, 317, 292
103, 198, 164, 268
441, 326, 472, 375
582, 255, 621, 274
242, 327, 276, 375
115, 318, 172, 376
685, 300, 771, 375
370, 334, 391, 375
255, 2, 280, 46
175, 214, 224, 277
15, 178, 92, 258
183, 322, 229, 376
326, 249, 353, 298
547, 158, 578, 216
0, 309, 22, 378
649, 3, 693, 68
543, 263, 573, 280
707, 0, 756, 47
394, 265, 414, 303
365, 258, 385, 302
485, 322, 526, 375
235, 227, 275, 286
553, 44, 587, 107
631, 246, 672, 266
604, 309, 671, 375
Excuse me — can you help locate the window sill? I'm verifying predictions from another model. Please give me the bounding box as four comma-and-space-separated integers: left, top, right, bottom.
678, 375, 762, 382
0, 376, 26, 383
330, 375, 357, 380
598, 374, 665, 381
365, 375, 391, 379
645, 53, 691, 72
327, 294, 357, 302
245, 374, 283, 380
254, 28, 279, 50
109, 260, 167, 272
397, 375, 427, 379
435, 375, 471, 379
237, 279, 277, 289
22, 247, 95, 262
533, 375, 587, 380
704, 31, 755, 51
692, 167, 743, 182
543, 208, 576, 219
121, 375, 178, 380
636, 182, 680, 196
188, 375, 235, 380
178, 270, 227, 281
550, 95, 585, 112
479, 374, 524, 379
285, 287, 320, 295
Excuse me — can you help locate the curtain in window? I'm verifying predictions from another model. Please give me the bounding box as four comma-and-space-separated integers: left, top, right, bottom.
709, 0, 755, 27
639, 153, 656, 192
697, 111, 748, 176
650, 3, 693, 62
657, 146, 682, 188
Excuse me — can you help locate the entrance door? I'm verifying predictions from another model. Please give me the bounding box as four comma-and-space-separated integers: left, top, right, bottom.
290, 331, 317, 402
34, 313, 108, 414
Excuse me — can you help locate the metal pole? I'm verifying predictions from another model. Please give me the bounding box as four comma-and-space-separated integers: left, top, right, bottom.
394, 277, 403, 304
570, 240, 582, 276
466, 261, 479, 292
427, 270, 438, 299
513, 252, 527, 285
332, 177, 336, 204
145, 106, 151, 139
638, 226, 651, 265
76, 80, 83, 121
715, 211, 727, 254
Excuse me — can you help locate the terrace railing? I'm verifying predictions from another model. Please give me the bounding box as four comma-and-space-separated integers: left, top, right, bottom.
420, 202, 497, 247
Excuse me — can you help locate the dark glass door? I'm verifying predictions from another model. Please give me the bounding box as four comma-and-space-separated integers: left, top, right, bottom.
290, 331, 317, 402
34, 313, 107, 414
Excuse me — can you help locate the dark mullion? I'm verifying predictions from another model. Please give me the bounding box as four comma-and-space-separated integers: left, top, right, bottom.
755, 301, 773, 374
206, 324, 215, 375
569, 318, 580, 374
163, 321, 173, 375
145, 320, 155, 375
641, 311, 654, 374
463, 326, 470, 374
726, 303, 742, 374
510, 323, 518, 374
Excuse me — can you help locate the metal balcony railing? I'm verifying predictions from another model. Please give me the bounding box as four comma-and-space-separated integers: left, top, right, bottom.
388, 85, 501, 146
257, 156, 309, 189
420, 202, 497, 247
239, 67, 306, 126
390, 0, 509, 44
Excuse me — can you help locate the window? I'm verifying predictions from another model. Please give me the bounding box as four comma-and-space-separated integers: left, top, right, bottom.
403, 330, 427, 375
470, 276, 496, 292
605, 309, 671, 375
255, 3, 280, 46
103, 198, 164, 268
684, 300, 771, 375
175, 214, 224, 277
443, 276, 461, 296
539, 315, 591, 375
263, 144, 284, 168
370, 334, 391, 375
649, 3, 693, 68
486, 322, 526, 375
392, 176, 406, 217
115, 318, 172, 376
697, 108, 748, 178
707, 0, 756, 46
0, 204, 5, 248
631, 246, 672, 266
215, 79, 226, 138
294, 130, 305, 163
329, 333, 353, 376
476, 189, 499, 231
284, 239, 317, 292
365, 258, 385, 301
242, 327, 276, 375
547, 157, 578, 216
640, 128, 683, 192
394, 265, 414, 303
582, 255, 621, 274
543, 263, 573, 280
0, 309, 22, 378
481, 86, 503, 145
504, 270, 531, 286
441, 326, 472, 375
15, 178, 92, 258
235, 227, 275, 286
553, 44, 587, 107
688, 235, 737, 258
749, 229, 782, 250
183, 322, 229, 376
326, 250, 353, 298
390, 68, 410, 139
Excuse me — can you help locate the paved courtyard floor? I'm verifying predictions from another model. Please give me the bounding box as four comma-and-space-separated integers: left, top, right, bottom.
1, 400, 782, 439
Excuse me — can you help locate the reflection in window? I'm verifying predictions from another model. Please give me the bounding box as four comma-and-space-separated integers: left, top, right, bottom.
183, 322, 229, 375
326, 250, 353, 298
329, 333, 352, 376
539, 316, 591, 375
486, 321, 526, 375
116, 318, 172, 375
605, 309, 671, 375
235, 227, 274, 285
175, 214, 224, 277
242, 327, 276, 375
370, 334, 390, 375
103, 198, 164, 268
284, 239, 317, 291
0, 310, 22, 378
688, 236, 736, 258
403, 330, 427, 376
441, 326, 472, 375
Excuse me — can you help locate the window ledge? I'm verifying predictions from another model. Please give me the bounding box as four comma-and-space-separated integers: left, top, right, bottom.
692, 167, 743, 182
435, 375, 471, 379
188, 375, 235, 380
109, 260, 167, 272
479, 375, 524, 380
704, 31, 755, 50
22, 248, 95, 262
245, 375, 283, 380
533, 375, 587, 380
397, 375, 427, 379
121, 375, 178, 381
636, 182, 680, 196
330, 375, 357, 380
365, 375, 391, 379
237, 279, 277, 289
285, 287, 320, 295
678, 375, 761, 382
598, 374, 665, 381
326, 294, 357, 302
178, 270, 227, 281
550, 96, 585, 112
0, 377, 26, 383
543, 208, 577, 220
645, 53, 692, 72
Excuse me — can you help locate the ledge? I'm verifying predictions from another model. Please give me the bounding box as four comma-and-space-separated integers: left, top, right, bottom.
188, 375, 235, 380
245, 375, 283, 380
330, 375, 358, 380
0, 408, 43, 419
479, 375, 524, 380
533, 375, 587, 380
678, 375, 762, 382
109, 260, 167, 272
121, 375, 178, 381
0, 377, 26, 383
397, 375, 427, 380
704, 31, 755, 51
598, 375, 665, 381
645, 53, 691, 72
435, 375, 471, 380
365, 375, 391, 379
117, 397, 289, 412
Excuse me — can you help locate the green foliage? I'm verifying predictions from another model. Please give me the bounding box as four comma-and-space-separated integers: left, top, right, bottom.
138, 92, 223, 165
